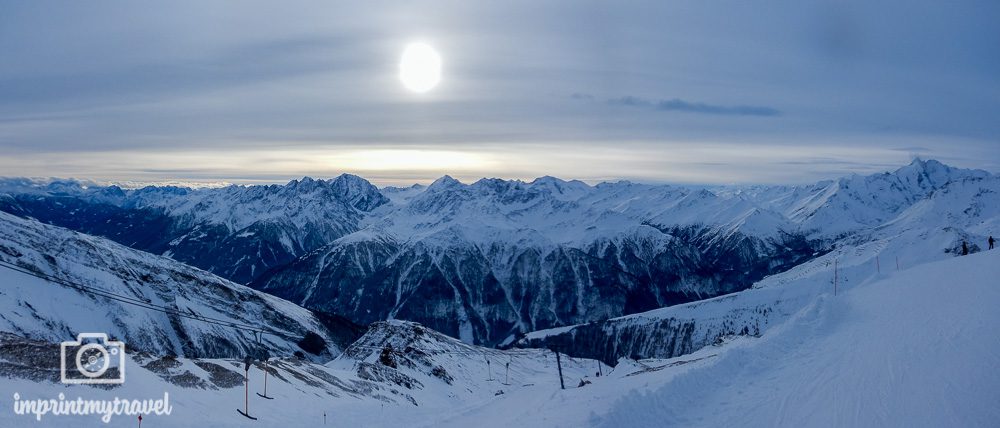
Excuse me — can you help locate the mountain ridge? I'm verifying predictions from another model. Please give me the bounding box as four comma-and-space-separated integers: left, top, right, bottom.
0, 210, 358, 360
0, 159, 994, 345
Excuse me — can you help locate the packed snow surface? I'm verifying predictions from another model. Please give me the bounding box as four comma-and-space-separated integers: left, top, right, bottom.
439, 250, 1000, 427
2, 251, 996, 427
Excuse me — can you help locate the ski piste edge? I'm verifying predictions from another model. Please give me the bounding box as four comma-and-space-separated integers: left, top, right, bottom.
237, 409, 258, 420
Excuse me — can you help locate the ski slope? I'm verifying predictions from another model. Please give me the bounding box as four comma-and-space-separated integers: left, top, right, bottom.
437, 250, 1000, 427
1, 251, 997, 427
0, 321, 605, 427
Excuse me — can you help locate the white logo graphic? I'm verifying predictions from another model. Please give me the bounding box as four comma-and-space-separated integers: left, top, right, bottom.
60, 333, 125, 384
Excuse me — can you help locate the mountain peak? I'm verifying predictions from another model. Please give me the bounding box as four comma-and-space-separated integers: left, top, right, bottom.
332, 173, 367, 184
891, 158, 988, 188
530, 175, 564, 185
330, 174, 387, 211
428, 175, 463, 191
286, 176, 316, 188
898, 157, 946, 174
528, 175, 591, 198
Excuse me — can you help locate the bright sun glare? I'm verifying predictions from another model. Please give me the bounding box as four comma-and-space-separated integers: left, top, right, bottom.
399, 42, 441, 93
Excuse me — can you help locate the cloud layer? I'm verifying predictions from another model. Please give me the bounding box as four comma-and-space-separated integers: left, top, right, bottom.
0, 0, 997, 184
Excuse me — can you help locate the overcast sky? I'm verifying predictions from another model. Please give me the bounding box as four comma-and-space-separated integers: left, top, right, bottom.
1, 0, 998, 186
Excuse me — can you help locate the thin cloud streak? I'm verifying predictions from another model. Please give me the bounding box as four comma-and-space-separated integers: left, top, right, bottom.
605, 95, 781, 117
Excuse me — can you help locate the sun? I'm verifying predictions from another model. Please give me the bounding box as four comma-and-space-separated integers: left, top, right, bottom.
399, 42, 441, 93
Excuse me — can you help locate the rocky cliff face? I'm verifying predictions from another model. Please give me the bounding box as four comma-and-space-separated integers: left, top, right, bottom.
514, 303, 776, 366
252, 225, 819, 346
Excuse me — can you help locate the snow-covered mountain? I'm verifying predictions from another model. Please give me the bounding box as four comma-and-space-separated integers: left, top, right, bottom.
730, 158, 991, 238
0, 211, 359, 360
0, 174, 386, 284
517, 171, 1000, 363
0, 159, 994, 346
250, 175, 823, 345
251, 159, 993, 345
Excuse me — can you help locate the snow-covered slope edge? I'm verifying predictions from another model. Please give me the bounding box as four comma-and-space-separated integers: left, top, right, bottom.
0, 211, 356, 360
593, 247, 1000, 427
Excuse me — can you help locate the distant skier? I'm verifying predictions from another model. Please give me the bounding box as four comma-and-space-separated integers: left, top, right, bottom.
990, 235, 995, 250
962, 241, 969, 256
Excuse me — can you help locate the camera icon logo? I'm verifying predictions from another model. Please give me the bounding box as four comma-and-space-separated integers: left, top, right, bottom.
60, 333, 126, 385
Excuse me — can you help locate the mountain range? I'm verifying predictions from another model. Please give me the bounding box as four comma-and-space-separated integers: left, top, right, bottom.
0, 158, 994, 346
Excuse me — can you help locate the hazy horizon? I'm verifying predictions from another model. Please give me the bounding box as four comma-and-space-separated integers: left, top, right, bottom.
2, 156, 992, 190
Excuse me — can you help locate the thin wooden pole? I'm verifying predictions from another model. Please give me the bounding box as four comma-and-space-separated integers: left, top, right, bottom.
834, 259, 838, 296
554, 349, 565, 390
